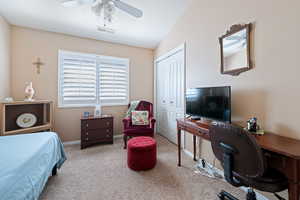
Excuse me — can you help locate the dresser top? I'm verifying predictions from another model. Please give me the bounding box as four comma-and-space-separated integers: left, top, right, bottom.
1, 100, 52, 105
81, 115, 113, 120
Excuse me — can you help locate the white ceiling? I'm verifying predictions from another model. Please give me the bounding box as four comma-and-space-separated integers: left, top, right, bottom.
0, 0, 191, 49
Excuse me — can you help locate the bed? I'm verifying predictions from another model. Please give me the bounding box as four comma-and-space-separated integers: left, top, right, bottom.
0, 132, 66, 200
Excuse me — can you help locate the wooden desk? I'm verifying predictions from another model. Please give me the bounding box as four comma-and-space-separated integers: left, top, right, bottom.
177, 118, 300, 200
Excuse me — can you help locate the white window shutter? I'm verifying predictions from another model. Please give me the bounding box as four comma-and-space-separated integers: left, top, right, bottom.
58, 51, 130, 107
59, 51, 97, 107
99, 56, 129, 106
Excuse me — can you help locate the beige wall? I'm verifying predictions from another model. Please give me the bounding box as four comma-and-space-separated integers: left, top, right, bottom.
0, 16, 10, 99
155, 1, 299, 197
11, 26, 154, 142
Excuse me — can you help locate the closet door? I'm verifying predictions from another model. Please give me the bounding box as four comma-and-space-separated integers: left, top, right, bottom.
166, 50, 185, 144
156, 47, 185, 145
156, 58, 169, 139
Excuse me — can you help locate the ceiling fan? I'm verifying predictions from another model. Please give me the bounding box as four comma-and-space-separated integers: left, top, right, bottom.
61, 0, 143, 18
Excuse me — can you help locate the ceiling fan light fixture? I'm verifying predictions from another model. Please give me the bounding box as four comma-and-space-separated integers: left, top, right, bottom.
91, 3, 103, 16
97, 25, 115, 34
60, 0, 142, 34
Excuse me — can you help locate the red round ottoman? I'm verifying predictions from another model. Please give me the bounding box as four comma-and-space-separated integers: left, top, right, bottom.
127, 136, 157, 171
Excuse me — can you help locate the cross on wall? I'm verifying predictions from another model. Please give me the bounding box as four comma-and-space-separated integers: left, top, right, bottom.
33, 58, 45, 74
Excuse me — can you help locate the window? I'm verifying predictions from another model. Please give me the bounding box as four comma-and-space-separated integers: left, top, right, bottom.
98, 56, 130, 106
58, 50, 129, 107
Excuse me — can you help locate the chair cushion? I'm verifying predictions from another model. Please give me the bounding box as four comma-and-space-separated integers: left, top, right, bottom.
124, 128, 154, 135
132, 111, 149, 125
236, 168, 288, 193
128, 136, 156, 151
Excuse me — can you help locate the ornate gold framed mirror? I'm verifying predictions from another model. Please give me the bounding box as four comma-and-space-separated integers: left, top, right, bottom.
219, 23, 252, 76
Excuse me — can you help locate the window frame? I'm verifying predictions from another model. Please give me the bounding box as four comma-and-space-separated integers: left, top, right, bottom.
58, 50, 130, 108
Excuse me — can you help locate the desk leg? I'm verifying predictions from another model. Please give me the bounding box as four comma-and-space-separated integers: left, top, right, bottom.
177, 128, 181, 167
193, 135, 197, 161
288, 182, 300, 200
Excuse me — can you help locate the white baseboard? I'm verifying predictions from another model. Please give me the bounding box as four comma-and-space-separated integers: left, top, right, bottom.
114, 134, 123, 139
183, 149, 194, 158
63, 134, 123, 146
182, 149, 269, 200
63, 140, 80, 146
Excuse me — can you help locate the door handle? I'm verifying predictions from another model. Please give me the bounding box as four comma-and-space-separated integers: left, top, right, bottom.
162, 100, 166, 103
170, 101, 174, 104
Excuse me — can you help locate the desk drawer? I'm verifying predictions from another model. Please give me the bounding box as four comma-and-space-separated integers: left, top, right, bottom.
82, 128, 113, 141
82, 118, 113, 130
81, 116, 114, 149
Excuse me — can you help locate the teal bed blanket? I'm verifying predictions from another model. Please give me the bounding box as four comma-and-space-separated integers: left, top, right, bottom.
0, 132, 66, 200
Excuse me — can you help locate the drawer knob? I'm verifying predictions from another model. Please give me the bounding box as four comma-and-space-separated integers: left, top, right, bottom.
86, 138, 89, 141
106, 129, 109, 133
106, 134, 110, 138
86, 124, 89, 127
86, 132, 89, 135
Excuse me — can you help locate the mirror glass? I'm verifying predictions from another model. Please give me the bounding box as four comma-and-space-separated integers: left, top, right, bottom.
220, 24, 252, 75
222, 28, 248, 72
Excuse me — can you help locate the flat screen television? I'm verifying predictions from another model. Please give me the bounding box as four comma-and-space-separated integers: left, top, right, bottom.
186, 86, 231, 123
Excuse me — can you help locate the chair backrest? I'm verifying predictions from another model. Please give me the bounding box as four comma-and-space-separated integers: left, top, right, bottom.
128, 101, 153, 118
210, 123, 265, 179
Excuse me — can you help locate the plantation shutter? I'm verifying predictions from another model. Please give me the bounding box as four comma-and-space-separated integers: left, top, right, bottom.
99, 56, 129, 105
59, 51, 97, 106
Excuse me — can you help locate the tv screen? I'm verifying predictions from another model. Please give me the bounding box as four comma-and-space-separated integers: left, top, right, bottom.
186, 86, 231, 123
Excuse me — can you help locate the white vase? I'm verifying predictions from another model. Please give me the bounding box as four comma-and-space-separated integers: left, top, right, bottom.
24, 82, 35, 101
94, 105, 102, 117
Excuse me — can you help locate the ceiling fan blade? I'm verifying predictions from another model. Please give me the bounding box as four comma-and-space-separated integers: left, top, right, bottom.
61, 0, 79, 7
61, 0, 95, 7
78, 0, 96, 5
113, 0, 143, 18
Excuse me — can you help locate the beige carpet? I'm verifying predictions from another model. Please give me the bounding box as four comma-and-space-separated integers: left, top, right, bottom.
40, 135, 245, 200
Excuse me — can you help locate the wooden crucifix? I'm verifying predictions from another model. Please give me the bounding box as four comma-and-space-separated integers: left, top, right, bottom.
33, 58, 45, 74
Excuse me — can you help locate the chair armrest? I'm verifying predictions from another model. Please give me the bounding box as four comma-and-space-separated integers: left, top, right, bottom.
150, 118, 156, 129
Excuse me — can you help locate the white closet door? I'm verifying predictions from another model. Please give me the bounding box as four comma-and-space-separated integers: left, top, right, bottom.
156, 47, 185, 145
166, 50, 185, 144
156, 58, 169, 138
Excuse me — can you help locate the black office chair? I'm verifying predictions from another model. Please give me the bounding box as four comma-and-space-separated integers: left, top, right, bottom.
210, 123, 288, 200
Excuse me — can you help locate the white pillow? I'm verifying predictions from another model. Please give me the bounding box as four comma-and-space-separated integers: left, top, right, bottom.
131, 111, 149, 125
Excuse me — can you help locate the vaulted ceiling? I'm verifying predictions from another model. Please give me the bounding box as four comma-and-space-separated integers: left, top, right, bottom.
0, 0, 191, 49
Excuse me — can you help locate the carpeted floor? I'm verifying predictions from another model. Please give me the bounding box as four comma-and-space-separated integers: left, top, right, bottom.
40, 135, 245, 200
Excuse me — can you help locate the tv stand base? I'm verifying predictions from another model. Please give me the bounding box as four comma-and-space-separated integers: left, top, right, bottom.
190, 116, 201, 120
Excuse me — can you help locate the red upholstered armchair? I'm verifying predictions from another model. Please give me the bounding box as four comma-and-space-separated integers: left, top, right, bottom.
123, 101, 156, 149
